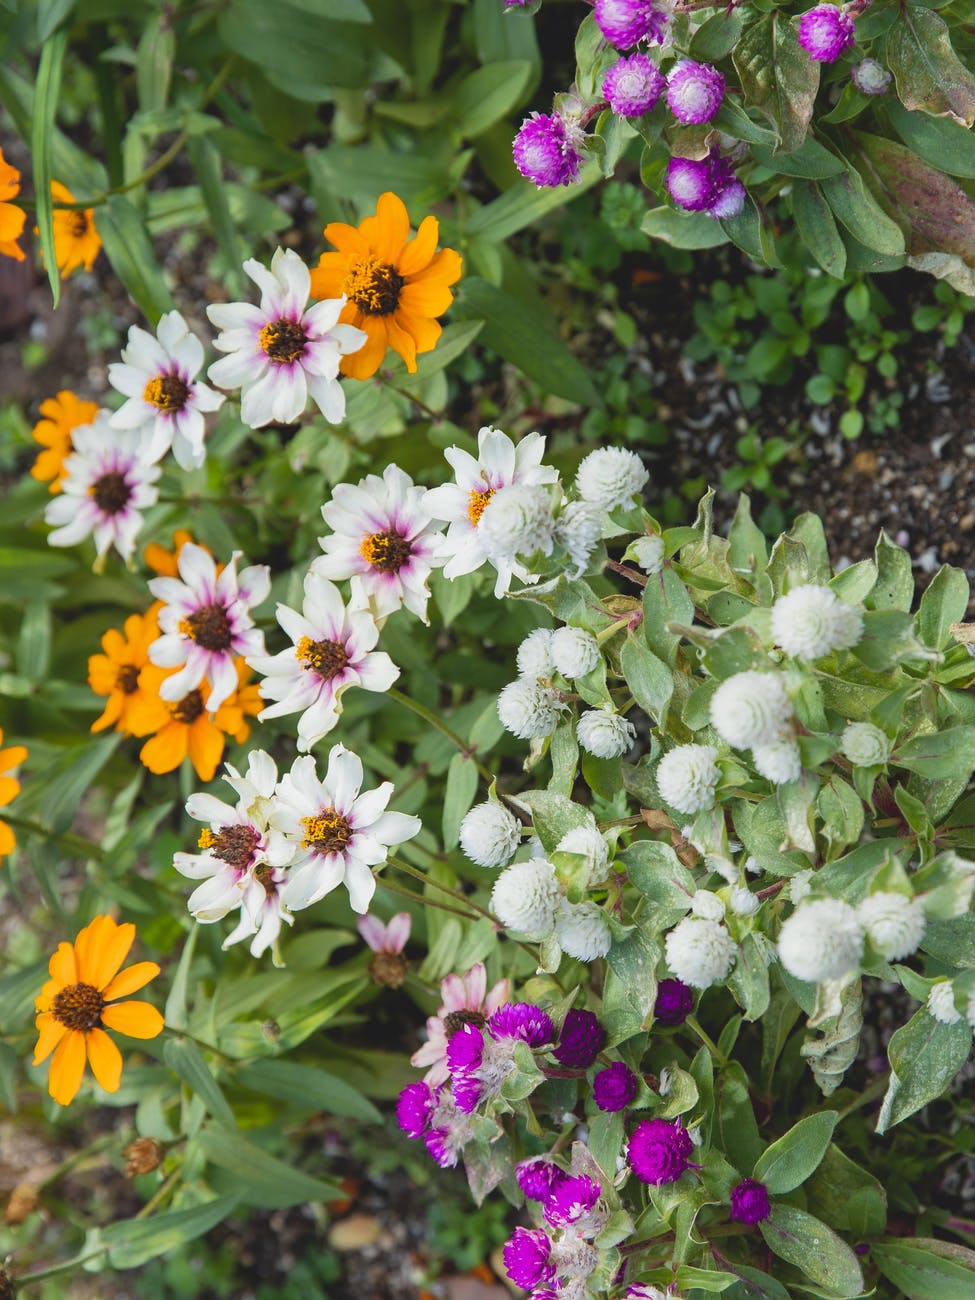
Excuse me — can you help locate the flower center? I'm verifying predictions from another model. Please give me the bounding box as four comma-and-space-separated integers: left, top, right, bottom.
144, 373, 191, 413
179, 602, 233, 651
116, 664, 140, 695
69, 211, 89, 238
198, 823, 261, 870
259, 318, 307, 364
170, 688, 205, 724
89, 471, 131, 515
443, 1008, 487, 1038
369, 951, 408, 988
343, 256, 404, 316
52, 981, 104, 1032
254, 862, 278, 895
359, 529, 413, 574
301, 808, 353, 854
297, 636, 350, 682
467, 486, 495, 527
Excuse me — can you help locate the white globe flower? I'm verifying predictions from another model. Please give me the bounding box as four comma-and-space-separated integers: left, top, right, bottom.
555, 900, 613, 961
555, 500, 603, 577
778, 899, 864, 983
630, 534, 665, 575
556, 822, 610, 883
576, 707, 636, 758
690, 890, 725, 922
751, 736, 802, 785
656, 743, 720, 814
459, 801, 522, 869
840, 722, 890, 767
478, 482, 555, 561
491, 858, 562, 936
966, 990, 975, 1030
745, 855, 763, 875
710, 670, 792, 749
730, 886, 760, 917
517, 628, 556, 680
551, 626, 600, 679
497, 679, 563, 740
788, 869, 814, 903
770, 584, 864, 660
928, 980, 962, 1025
858, 891, 925, 961
575, 446, 648, 512
665, 917, 737, 989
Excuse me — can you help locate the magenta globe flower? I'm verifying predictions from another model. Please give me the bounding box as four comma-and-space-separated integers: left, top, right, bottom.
730, 1178, 772, 1224
593, 1060, 638, 1112
594, 0, 669, 49
552, 1008, 605, 1067
516, 1157, 569, 1201
513, 112, 584, 188
396, 1081, 434, 1138
603, 52, 665, 117
797, 5, 856, 62
628, 1118, 694, 1184
503, 1227, 555, 1289
666, 60, 725, 125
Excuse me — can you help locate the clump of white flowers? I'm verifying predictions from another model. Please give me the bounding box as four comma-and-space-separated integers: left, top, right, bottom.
491, 858, 562, 936
690, 890, 725, 922
517, 628, 556, 680
497, 679, 563, 739
770, 584, 864, 660
575, 446, 648, 512
576, 707, 636, 758
551, 626, 600, 679
751, 735, 802, 786
710, 669, 792, 750
556, 822, 610, 884
656, 743, 720, 813
777, 898, 864, 983
459, 800, 522, 869
478, 483, 555, 562
928, 979, 962, 1025
665, 916, 737, 988
840, 721, 890, 766
627, 533, 665, 575
858, 892, 925, 961
730, 887, 760, 917
554, 500, 603, 576
555, 900, 613, 961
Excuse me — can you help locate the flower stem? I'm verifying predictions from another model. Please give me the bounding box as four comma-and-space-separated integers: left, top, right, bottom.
387, 687, 493, 782
388, 856, 499, 927
372, 872, 485, 923
685, 1015, 727, 1065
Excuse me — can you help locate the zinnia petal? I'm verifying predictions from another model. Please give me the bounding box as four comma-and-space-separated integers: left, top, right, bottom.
33, 1012, 67, 1064
102, 960, 160, 1002
100, 1000, 165, 1039
48, 1030, 87, 1105
86, 1027, 123, 1092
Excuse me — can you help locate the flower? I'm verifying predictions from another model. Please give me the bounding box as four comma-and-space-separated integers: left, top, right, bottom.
459, 800, 522, 869
851, 58, 892, 94
555, 901, 613, 961
665, 917, 736, 988
667, 152, 745, 219
0, 729, 27, 863
247, 572, 398, 751
594, 1061, 637, 1112
840, 721, 889, 766
594, 0, 669, 48
491, 858, 563, 936
314, 463, 444, 624
108, 310, 224, 470
859, 893, 925, 961
577, 707, 636, 758
49, 181, 101, 276
411, 963, 511, 1086
397, 1081, 435, 1137
513, 112, 584, 188
358, 912, 411, 987
88, 610, 169, 737
517, 628, 556, 680
477, 483, 557, 566
138, 659, 261, 781
731, 1179, 771, 1225
44, 415, 160, 567
31, 390, 99, 492
666, 60, 725, 125
544, 1174, 601, 1228
33, 915, 164, 1106
777, 899, 864, 983
575, 447, 648, 512
310, 191, 462, 380
556, 822, 610, 884
603, 52, 666, 117
425, 426, 560, 598
657, 743, 720, 814
517, 1158, 569, 1201
771, 584, 864, 659
273, 746, 421, 914
797, 5, 856, 62
691, 890, 725, 922
555, 499, 604, 576
730, 887, 761, 917
751, 736, 802, 785
207, 247, 365, 428
0, 148, 26, 260
144, 530, 208, 584
928, 980, 961, 1025
654, 977, 694, 1025
498, 679, 564, 740
489, 1002, 556, 1047
628, 1118, 694, 1185
503, 1227, 555, 1290
630, 534, 665, 574
552, 1008, 605, 1067
148, 542, 269, 714
551, 627, 600, 679
710, 670, 792, 749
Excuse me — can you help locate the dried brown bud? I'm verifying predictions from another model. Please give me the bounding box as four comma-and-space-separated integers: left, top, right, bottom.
123, 1137, 162, 1178
368, 951, 408, 988
4, 1183, 39, 1225
0, 1264, 14, 1300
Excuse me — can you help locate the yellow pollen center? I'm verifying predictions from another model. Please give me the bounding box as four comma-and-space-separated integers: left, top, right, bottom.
467, 486, 494, 526
343, 256, 404, 316
259, 318, 307, 364
296, 636, 350, 681
359, 529, 413, 574
144, 373, 190, 412
301, 808, 353, 854
198, 829, 216, 849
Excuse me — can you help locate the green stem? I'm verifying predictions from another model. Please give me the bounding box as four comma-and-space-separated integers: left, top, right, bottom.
11, 1249, 108, 1287
3, 814, 104, 860
388, 857, 498, 926
685, 1015, 727, 1066
382, 380, 444, 423
373, 873, 485, 922
387, 687, 492, 782
135, 1164, 181, 1219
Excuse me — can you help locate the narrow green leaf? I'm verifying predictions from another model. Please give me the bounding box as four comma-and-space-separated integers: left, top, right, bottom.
32, 28, 69, 307
886, 98, 975, 177
197, 1125, 343, 1208
97, 194, 175, 324
135, 14, 175, 114
733, 14, 819, 153
186, 135, 245, 293
760, 1204, 864, 1295
752, 1110, 838, 1193
103, 1196, 239, 1269
876, 1007, 973, 1132
874, 1237, 975, 1299
453, 60, 533, 137
236, 1060, 382, 1122
164, 1037, 236, 1129
442, 751, 479, 850
821, 166, 906, 256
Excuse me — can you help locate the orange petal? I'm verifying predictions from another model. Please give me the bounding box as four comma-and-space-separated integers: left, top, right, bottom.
48, 1030, 87, 1105
49, 940, 77, 986
73, 915, 109, 984
100, 628, 126, 658
371, 192, 411, 264
86, 1028, 123, 1092
88, 654, 119, 695
395, 311, 441, 356
103, 960, 160, 1002
90, 919, 136, 991
0, 776, 20, 807
140, 725, 187, 775
125, 692, 171, 738
397, 215, 440, 277
339, 316, 388, 380
187, 719, 225, 783
0, 745, 27, 774
399, 270, 457, 318
90, 693, 123, 735
384, 314, 418, 373
0, 818, 14, 857
33, 1012, 67, 1064
100, 1000, 165, 1039
323, 220, 369, 257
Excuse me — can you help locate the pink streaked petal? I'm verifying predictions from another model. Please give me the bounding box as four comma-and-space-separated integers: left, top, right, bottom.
385, 912, 412, 953
485, 978, 512, 1016
440, 973, 469, 1013
356, 913, 388, 952
462, 963, 487, 1010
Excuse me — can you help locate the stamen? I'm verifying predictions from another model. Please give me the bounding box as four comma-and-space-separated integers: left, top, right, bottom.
198, 823, 261, 870
296, 636, 350, 681
52, 982, 104, 1031
443, 1008, 487, 1038
170, 689, 205, 724
301, 808, 353, 854
116, 664, 140, 695
359, 530, 413, 574
343, 257, 404, 316
259, 319, 307, 364
467, 486, 494, 527
179, 602, 233, 651
89, 471, 131, 515
144, 373, 191, 413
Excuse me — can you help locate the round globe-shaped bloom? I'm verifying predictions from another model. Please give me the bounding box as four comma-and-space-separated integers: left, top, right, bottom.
707, 157, 747, 220
555, 499, 604, 577
771, 584, 864, 659
777, 899, 864, 982
928, 980, 961, 1025
666, 60, 725, 125
665, 917, 737, 989
859, 892, 925, 961
593, 1060, 637, 1112
577, 707, 636, 758
497, 679, 563, 740
517, 1157, 569, 1201
654, 977, 694, 1026
479, 482, 556, 562
555, 900, 613, 961
491, 858, 562, 936
551, 626, 600, 679
665, 156, 714, 213
595, 0, 669, 47
517, 627, 556, 680
710, 670, 792, 749
552, 1008, 606, 1068
631, 534, 665, 574
731, 1179, 771, 1225
798, 4, 856, 62
840, 721, 890, 766
690, 890, 725, 922
459, 800, 522, 869
513, 112, 584, 188
603, 52, 665, 117
489, 1002, 555, 1047
396, 1081, 434, 1138
852, 58, 892, 94
544, 1174, 601, 1228
730, 886, 761, 917
628, 1118, 694, 1185
752, 736, 802, 786
556, 823, 610, 884
503, 1227, 555, 1290
657, 743, 720, 814
575, 446, 648, 512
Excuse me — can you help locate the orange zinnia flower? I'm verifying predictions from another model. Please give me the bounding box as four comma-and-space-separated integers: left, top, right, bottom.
309, 191, 462, 380
0, 729, 27, 863
0, 147, 26, 262
31, 390, 100, 493
33, 914, 164, 1106
138, 659, 261, 781
89, 610, 170, 737
48, 180, 101, 277
144, 529, 204, 578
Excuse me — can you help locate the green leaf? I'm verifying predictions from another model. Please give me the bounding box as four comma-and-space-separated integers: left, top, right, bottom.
821, 165, 906, 257
604, 929, 660, 1040
801, 976, 862, 1097
519, 788, 592, 853
622, 840, 695, 919
793, 181, 847, 276
163, 1038, 236, 1129
805, 1144, 887, 1237
886, 99, 975, 177
723, 1265, 792, 1300
895, 726, 975, 780
135, 14, 175, 114
885, 6, 975, 127
186, 135, 245, 294
919, 565, 970, 649
753, 137, 845, 179
442, 751, 479, 850
760, 1205, 864, 1296
97, 194, 176, 324
32, 28, 69, 307
641, 206, 729, 249
465, 166, 602, 242
876, 1007, 973, 1132
453, 60, 533, 137
752, 1110, 838, 1194
236, 1060, 382, 1122
690, 9, 745, 61
37, 0, 76, 39
729, 933, 771, 1022
873, 1238, 975, 1299
733, 14, 820, 154
197, 1126, 344, 1208
103, 1197, 240, 1269
620, 635, 673, 721
218, 0, 370, 95
872, 530, 914, 610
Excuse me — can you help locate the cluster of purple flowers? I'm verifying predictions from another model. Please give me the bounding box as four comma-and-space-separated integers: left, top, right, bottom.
602, 55, 725, 125
395, 1078, 473, 1169
503, 1171, 606, 1292
797, 4, 857, 62
594, 0, 669, 50
665, 151, 746, 220
513, 112, 586, 189
446, 1000, 555, 1113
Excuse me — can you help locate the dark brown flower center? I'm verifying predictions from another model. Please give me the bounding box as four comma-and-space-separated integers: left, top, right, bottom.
144, 373, 191, 412
69, 211, 89, 238
369, 951, 408, 988
254, 862, 278, 894
116, 664, 140, 695
344, 256, 404, 316
296, 636, 349, 681
52, 981, 104, 1031
359, 529, 413, 574
180, 602, 233, 651
89, 471, 131, 515
259, 318, 307, 364
198, 823, 261, 870
443, 1008, 487, 1038
171, 689, 205, 724
301, 808, 353, 854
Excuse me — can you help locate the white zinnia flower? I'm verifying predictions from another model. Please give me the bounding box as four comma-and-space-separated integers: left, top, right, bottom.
629, 534, 665, 575
751, 736, 802, 785
575, 446, 648, 511
551, 626, 600, 679
576, 707, 636, 758
777, 899, 864, 982
690, 890, 725, 922
517, 628, 556, 680
206, 247, 365, 427
477, 482, 556, 564
665, 917, 737, 988
555, 900, 612, 961
928, 980, 962, 1025
710, 670, 792, 749
459, 800, 522, 868
491, 858, 562, 936
554, 499, 603, 577
497, 679, 563, 740
555, 822, 610, 884
107, 309, 224, 469
840, 721, 890, 766
656, 743, 720, 814
858, 892, 925, 961
730, 887, 760, 917
770, 584, 864, 660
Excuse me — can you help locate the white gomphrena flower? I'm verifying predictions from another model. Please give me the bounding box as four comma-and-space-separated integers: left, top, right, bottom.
555, 900, 613, 961
777, 899, 864, 983
858, 892, 926, 961
575, 446, 648, 512
840, 721, 890, 766
497, 678, 563, 740
577, 707, 636, 758
517, 628, 556, 680
477, 482, 556, 564
710, 670, 792, 749
770, 584, 864, 660
751, 736, 802, 785
551, 626, 600, 679
967, 990, 975, 1030
928, 980, 962, 1025
730, 887, 760, 917
665, 917, 737, 988
788, 869, 814, 903
630, 534, 665, 575
556, 822, 610, 884
690, 890, 725, 922
459, 800, 522, 869
555, 499, 603, 577
491, 858, 562, 936
745, 855, 763, 875
656, 743, 720, 814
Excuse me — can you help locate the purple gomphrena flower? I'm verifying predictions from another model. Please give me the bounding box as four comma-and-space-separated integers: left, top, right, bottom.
424, 1126, 458, 1168
544, 1174, 601, 1228
489, 1002, 556, 1047
396, 1082, 434, 1138
628, 1118, 694, 1185
595, 0, 669, 49
553, 1008, 606, 1067
666, 60, 725, 125
797, 5, 856, 63
603, 53, 665, 118
730, 1178, 772, 1225
503, 1227, 555, 1290
513, 112, 583, 188
593, 1061, 638, 1112
851, 58, 892, 94
654, 977, 695, 1026
446, 1022, 486, 1113
517, 1157, 570, 1201
706, 155, 746, 220
665, 156, 714, 213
